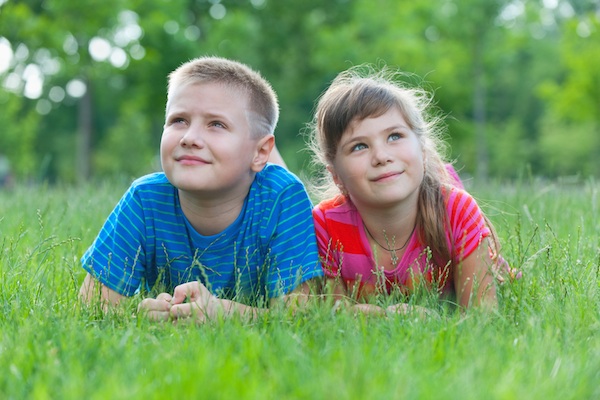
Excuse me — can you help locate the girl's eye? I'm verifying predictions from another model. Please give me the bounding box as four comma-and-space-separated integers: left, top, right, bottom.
388, 132, 402, 141
351, 143, 367, 152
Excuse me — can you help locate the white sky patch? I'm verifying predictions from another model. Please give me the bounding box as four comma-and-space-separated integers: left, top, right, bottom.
36, 98, 52, 115
109, 47, 128, 68
542, 0, 559, 9
576, 21, 591, 37
3, 72, 21, 92
499, 1, 524, 22
63, 34, 78, 55
129, 44, 145, 60
49, 86, 65, 103
23, 64, 43, 99
14, 43, 29, 61
114, 10, 143, 47
164, 20, 179, 35
184, 25, 201, 41
0, 37, 13, 74
558, 1, 574, 18
250, 0, 266, 9
209, 4, 226, 20
66, 78, 86, 98
89, 37, 112, 62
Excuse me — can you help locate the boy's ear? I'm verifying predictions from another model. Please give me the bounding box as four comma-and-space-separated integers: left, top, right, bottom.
251, 135, 275, 172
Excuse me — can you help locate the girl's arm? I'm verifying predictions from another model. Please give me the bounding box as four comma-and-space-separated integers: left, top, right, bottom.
454, 238, 498, 309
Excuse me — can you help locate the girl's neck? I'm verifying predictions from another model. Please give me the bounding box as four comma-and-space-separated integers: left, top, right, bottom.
358, 203, 418, 271
356, 198, 418, 239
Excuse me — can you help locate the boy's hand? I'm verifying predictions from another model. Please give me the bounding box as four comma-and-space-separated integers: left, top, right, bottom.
137, 293, 174, 321
169, 281, 219, 323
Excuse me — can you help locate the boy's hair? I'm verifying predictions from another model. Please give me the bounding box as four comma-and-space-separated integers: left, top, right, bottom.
308, 65, 499, 269
167, 56, 279, 138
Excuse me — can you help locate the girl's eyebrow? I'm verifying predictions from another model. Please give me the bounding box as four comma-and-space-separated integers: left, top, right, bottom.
339, 135, 368, 148
385, 123, 410, 132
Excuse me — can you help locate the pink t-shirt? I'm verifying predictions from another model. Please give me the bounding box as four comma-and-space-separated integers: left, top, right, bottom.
312, 186, 490, 299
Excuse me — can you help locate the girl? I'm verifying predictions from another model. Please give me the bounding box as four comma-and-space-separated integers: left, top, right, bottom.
309, 65, 509, 314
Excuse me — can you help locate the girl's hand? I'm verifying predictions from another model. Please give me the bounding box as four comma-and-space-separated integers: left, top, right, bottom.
351, 303, 386, 316
385, 303, 439, 319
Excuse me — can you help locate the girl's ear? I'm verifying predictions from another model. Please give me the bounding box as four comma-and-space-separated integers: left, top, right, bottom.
327, 164, 346, 194
251, 135, 275, 172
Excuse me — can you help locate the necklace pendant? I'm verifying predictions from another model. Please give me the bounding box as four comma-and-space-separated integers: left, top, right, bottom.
391, 251, 399, 266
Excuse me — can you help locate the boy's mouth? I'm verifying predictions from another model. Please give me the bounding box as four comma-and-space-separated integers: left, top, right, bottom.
176, 155, 211, 165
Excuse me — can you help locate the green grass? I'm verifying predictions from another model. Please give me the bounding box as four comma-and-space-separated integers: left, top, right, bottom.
0, 178, 598, 399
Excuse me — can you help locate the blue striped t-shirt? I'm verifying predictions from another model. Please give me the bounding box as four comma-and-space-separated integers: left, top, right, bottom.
81, 164, 322, 303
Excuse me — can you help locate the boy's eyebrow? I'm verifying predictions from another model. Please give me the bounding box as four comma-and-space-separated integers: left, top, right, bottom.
165, 108, 232, 122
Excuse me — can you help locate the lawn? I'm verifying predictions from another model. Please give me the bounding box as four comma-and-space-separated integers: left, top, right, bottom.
0, 177, 598, 399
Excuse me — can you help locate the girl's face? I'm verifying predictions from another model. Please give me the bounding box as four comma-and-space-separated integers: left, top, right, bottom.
329, 107, 425, 211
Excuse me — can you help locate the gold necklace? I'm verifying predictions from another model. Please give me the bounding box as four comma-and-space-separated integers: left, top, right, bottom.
364, 223, 416, 266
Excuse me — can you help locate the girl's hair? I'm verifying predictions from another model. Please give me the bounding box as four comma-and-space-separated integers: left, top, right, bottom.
166, 56, 279, 138
308, 65, 499, 267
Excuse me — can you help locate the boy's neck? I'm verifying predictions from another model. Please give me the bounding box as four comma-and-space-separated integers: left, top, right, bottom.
178, 188, 248, 236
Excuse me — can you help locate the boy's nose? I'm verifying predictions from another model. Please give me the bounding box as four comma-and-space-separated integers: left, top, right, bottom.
180, 125, 205, 148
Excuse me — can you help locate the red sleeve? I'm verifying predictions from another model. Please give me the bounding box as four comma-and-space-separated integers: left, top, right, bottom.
446, 188, 490, 263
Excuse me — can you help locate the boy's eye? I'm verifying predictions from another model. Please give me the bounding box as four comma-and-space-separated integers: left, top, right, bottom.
351, 143, 368, 152
168, 117, 186, 125
210, 121, 226, 129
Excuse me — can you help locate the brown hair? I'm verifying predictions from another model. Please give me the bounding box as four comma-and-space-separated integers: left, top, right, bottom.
309, 65, 462, 266
167, 56, 279, 138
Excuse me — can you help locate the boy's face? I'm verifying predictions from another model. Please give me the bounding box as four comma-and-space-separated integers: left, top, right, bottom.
161, 82, 263, 198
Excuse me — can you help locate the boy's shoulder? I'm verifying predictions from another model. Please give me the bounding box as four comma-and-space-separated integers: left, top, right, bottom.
255, 163, 304, 191
130, 171, 170, 186
129, 172, 175, 196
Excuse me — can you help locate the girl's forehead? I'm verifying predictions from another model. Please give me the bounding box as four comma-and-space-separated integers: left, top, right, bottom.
346, 107, 408, 133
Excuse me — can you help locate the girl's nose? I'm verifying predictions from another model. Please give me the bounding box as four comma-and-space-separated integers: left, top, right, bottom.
371, 144, 392, 166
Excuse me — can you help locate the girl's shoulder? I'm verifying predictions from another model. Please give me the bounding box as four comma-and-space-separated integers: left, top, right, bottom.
315, 195, 355, 214
441, 184, 477, 205
441, 185, 486, 228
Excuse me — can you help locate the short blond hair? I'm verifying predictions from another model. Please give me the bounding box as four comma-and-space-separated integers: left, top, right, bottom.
167, 56, 279, 137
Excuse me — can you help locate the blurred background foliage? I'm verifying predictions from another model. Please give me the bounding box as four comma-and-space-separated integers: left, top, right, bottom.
0, 0, 598, 184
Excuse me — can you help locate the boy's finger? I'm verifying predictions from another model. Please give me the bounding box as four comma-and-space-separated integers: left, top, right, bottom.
170, 302, 208, 321
170, 303, 192, 319
138, 298, 170, 313
172, 282, 198, 304
145, 310, 171, 322
156, 293, 173, 302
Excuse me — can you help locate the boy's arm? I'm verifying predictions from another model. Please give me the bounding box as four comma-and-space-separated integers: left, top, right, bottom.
79, 273, 127, 306
139, 280, 317, 322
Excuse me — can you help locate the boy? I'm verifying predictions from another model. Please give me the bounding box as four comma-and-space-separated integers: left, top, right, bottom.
79, 56, 323, 322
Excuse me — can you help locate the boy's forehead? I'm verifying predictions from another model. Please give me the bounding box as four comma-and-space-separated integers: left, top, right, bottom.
167, 81, 251, 111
